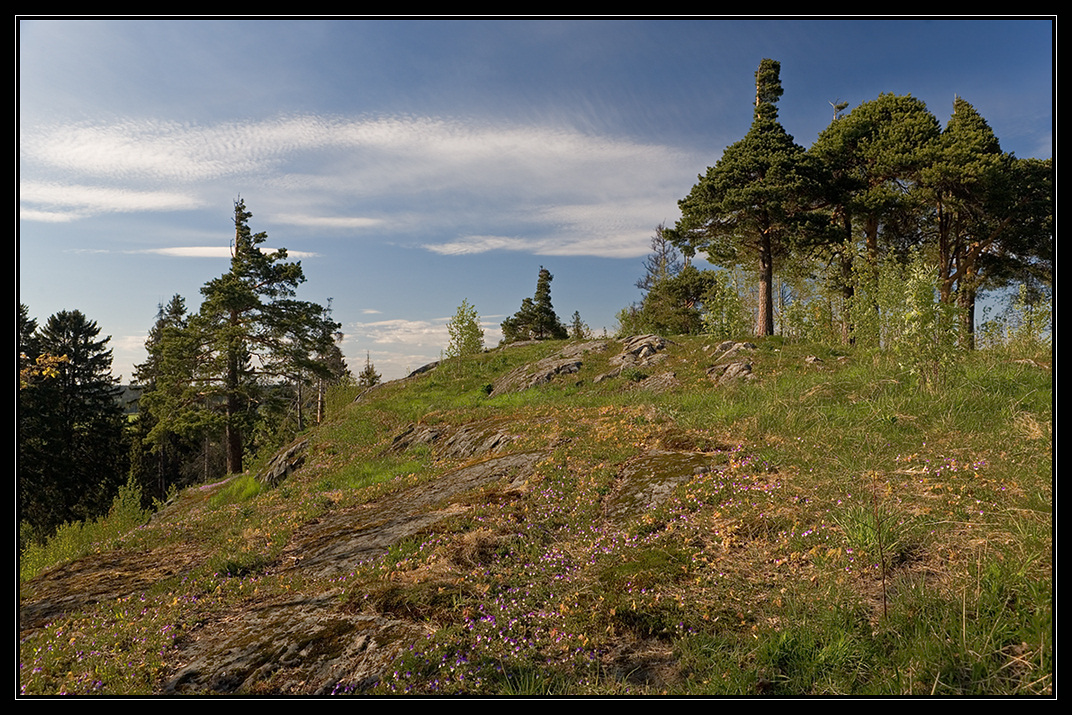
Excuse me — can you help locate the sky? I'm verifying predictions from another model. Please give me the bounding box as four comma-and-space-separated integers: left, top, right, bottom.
18, 18, 1054, 381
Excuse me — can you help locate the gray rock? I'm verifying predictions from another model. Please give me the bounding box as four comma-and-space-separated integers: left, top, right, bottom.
707, 360, 753, 384
256, 438, 309, 486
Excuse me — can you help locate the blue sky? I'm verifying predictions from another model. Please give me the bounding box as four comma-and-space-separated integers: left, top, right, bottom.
18, 18, 1054, 380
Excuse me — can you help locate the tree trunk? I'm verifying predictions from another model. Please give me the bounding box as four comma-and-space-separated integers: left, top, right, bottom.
756, 232, 774, 336
225, 320, 243, 474
956, 254, 978, 350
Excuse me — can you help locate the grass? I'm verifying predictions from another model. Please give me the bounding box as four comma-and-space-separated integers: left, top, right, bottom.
19, 335, 1052, 695
19, 477, 153, 583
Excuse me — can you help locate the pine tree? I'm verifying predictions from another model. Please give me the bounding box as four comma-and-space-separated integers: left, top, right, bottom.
501, 267, 568, 342
922, 98, 1053, 347
809, 93, 942, 344
673, 59, 826, 336
150, 199, 341, 476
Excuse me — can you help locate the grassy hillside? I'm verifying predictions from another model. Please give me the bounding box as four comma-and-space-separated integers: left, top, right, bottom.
18, 335, 1052, 696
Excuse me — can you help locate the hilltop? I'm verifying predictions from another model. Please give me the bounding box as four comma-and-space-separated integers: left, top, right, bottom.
18, 335, 1052, 696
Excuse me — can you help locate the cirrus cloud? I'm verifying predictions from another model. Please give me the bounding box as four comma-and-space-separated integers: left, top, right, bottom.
20, 113, 693, 258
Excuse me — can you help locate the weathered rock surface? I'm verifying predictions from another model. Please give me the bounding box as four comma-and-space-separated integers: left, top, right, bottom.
383, 421, 518, 461
702, 340, 758, 384
165, 448, 548, 694
613, 334, 671, 366
707, 340, 757, 362
163, 595, 426, 695
489, 340, 608, 396
256, 438, 309, 486
595, 335, 672, 383
707, 360, 754, 384
604, 449, 722, 522
278, 450, 546, 580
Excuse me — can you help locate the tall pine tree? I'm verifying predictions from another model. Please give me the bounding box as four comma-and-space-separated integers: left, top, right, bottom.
922, 98, 1053, 347
146, 200, 342, 476
673, 59, 826, 336
809, 93, 942, 343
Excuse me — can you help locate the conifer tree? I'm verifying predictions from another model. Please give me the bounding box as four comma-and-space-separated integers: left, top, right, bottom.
635, 224, 684, 292
148, 200, 341, 476
130, 295, 205, 500
809, 93, 942, 343
357, 351, 381, 388
19, 307, 129, 538
501, 267, 568, 342
673, 59, 827, 336
922, 98, 1053, 346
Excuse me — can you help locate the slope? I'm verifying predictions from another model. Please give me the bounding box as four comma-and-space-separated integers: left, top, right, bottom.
19, 335, 1053, 695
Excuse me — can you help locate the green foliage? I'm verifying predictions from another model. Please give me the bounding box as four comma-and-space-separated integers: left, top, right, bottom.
137, 200, 342, 477
357, 351, 382, 388
129, 295, 208, 503
619, 233, 750, 339
568, 310, 591, 341
207, 472, 268, 508
833, 486, 925, 569
674, 59, 828, 336
445, 299, 485, 358
19, 306, 130, 540
500, 267, 568, 342
701, 270, 751, 339
978, 283, 1052, 351
20, 476, 150, 583
896, 254, 961, 388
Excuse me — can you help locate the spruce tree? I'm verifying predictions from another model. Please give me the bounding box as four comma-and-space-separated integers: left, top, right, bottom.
19, 308, 129, 538
130, 295, 206, 500
357, 351, 381, 388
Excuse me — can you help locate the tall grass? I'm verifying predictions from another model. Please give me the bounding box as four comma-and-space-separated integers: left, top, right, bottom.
20, 477, 152, 583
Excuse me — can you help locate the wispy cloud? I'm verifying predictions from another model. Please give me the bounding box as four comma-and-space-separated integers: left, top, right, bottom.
272, 213, 385, 229
20, 113, 691, 258
19, 180, 201, 214
423, 235, 531, 255
135, 246, 319, 258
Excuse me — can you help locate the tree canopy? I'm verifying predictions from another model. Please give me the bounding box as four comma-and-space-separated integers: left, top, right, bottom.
501, 267, 568, 342
19, 306, 129, 538
673, 59, 827, 336
138, 199, 342, 476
